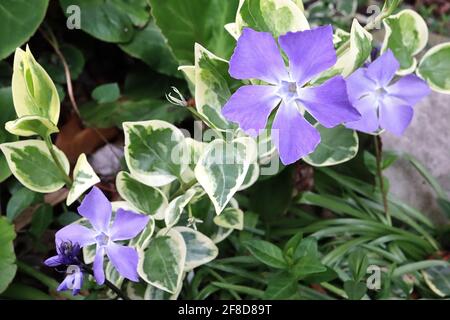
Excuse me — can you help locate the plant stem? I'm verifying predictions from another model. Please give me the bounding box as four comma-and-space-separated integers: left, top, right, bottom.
374, 135, 391, 226
44, 136, 73, 188
17, 261, 82, 300
82, 265, 130, 300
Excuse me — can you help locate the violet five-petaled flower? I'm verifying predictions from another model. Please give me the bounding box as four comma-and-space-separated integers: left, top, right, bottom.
345, 49, 430, 135
44, 240, 82, 267
55, 186, 149, 285
57, 265, 84, 296
222, 26, 361, 165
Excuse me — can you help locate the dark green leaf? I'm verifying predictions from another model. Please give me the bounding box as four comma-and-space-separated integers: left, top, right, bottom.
244, 240, 287, 269
92, 83, 120, 104
344, 280, 367, 300
6, 187, 42, 222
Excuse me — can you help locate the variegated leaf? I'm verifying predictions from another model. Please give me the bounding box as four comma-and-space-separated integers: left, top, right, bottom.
165, 188, 198, 229
0, 140, 69, 193
116, 171, 168, 220
213, 207, 244, 230
304, 125, 358, 167
123, 120, 188, 187
12, 46, 60, 124
417, 43, 450, 94
5, 115, 59, 138
232, 0, 309, 38
382, 9, 428, 75
66, 153, 100, 206
195, 137, 257, 214
174, 226, 218, 271
138, 228, 186, 293
194, 44, 235, 131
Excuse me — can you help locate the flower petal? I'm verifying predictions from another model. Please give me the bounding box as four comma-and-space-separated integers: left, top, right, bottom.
109, 208, 150, 241
366, 50, 400, 87
272, 101, 320, 165
345, 95, 380, 133
73, 271, 83, 295
229, 28, 288, 84
387, 75, 431, 105
57, 276, 71, 292
106, 242, 139, 282
222, 85, 280, 136
77, 186, 112, 233
44, 255, 63, 267
93, 246, 105, 285
278, 25, 336, 85
346, 68, 378, 102
379, 96, 413, 136
55, 224, 96, 248
298, 76, 361, 128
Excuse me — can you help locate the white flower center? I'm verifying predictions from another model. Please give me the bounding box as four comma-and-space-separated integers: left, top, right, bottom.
95, 232, 110, 246
277, 80, 299, 103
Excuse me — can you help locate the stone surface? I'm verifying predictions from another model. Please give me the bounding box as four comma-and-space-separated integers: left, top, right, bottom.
383, 90, 450, 223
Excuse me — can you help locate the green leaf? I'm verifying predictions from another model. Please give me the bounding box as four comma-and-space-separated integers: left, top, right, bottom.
0, 217, 17, 294
0, 87, 18, 183
348, 249, 369, 282
91, 83, 120, 104
174, 226, 218, 271
244, 239, 287, 269
116, 171, 168, 219
30, 204, 53, 238
422, 265, 450, 297
80, 98, 189, 128
67, 153, 100, 205
59, 0, 148, 43
149, 0, 239, 64
6, 187, 42, 222
195, 137, 256, 214
291, 255, 326, 279
5, 115, 59, 138
304, 125, 359, 167
138, 229, 186, 293
213, 207, 244, 230
417, 42, 450, 94
264, 272, 298, 299
344, 280, 367, 300
0, 0, 49, 60
283, 232, 303, 259
165, 188, 197, 228
119, 20, 179, 77
0, 140, 70, 193
382, 9, 428, 74
236, 0, 309, 38
12, 46, 60, 125
123, 120, 188, 187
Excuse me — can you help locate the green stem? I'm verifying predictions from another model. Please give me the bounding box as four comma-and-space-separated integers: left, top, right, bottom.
17, 261, 82, 300
44, 136, 72, 188
172, 179, 197, 200
374, 135, 391, 226
320, 282, 348, 299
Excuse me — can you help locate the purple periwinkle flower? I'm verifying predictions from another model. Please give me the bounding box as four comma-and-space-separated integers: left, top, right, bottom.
57, 265, 84, 295
345, 50, 431, 135
222, 26, 361, 165
44, 241, 81, 267
56, 187, 149, 285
